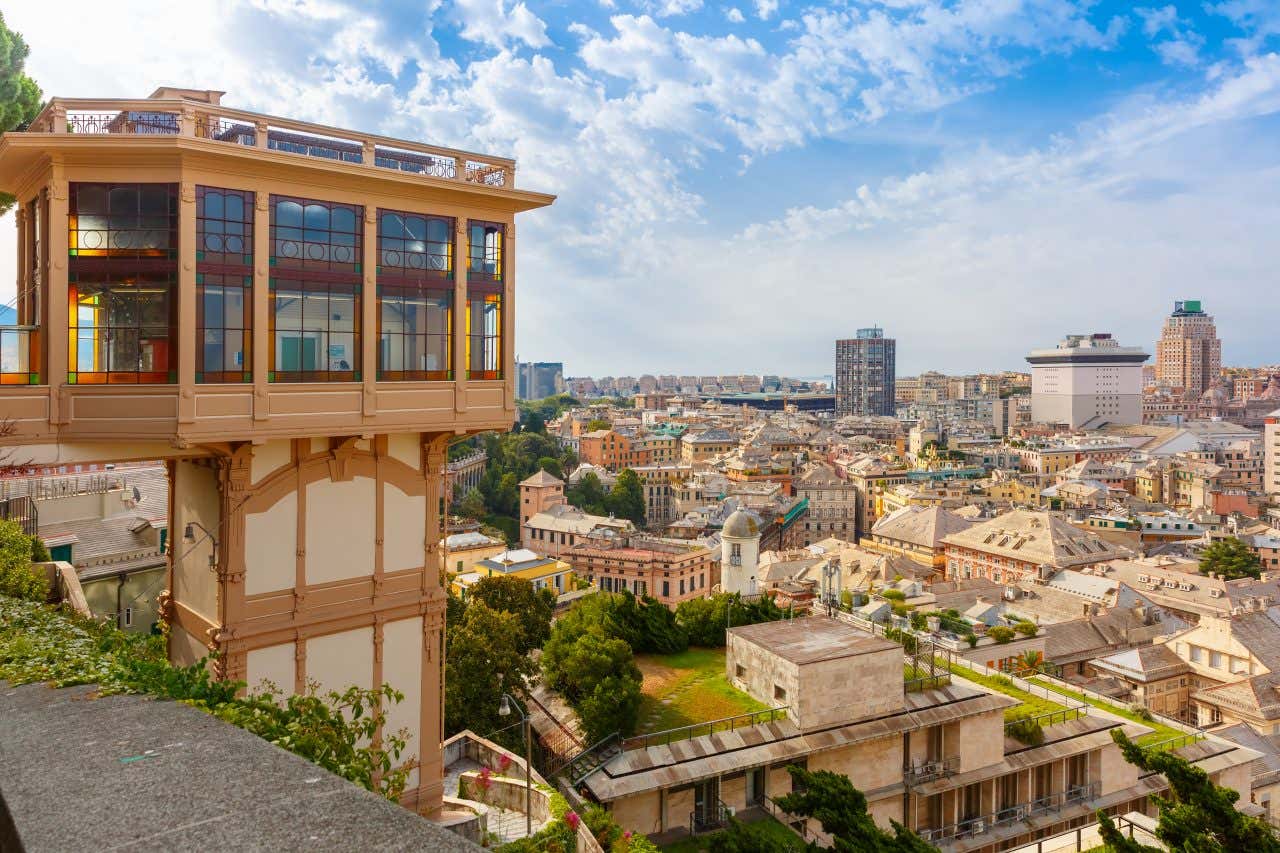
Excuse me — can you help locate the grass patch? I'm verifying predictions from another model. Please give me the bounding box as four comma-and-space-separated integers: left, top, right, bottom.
658, 817, 802, 852
933, 659, 1070, 723
635, 647, 768, 734
1030, 678, 1189, 747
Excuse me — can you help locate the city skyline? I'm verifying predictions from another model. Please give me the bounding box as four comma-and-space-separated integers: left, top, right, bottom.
3, 3, 1280, 377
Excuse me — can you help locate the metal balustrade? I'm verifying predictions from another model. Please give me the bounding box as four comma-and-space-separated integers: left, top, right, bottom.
27, 98, 514, 190
904, 756, 960, 786
918, 782, 1101, 843
621, 705, 788, 751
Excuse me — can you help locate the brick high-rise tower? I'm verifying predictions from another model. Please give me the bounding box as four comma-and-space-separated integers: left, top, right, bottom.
1155, 300, 1221, 395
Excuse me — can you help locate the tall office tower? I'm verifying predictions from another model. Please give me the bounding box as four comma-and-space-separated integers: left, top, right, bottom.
0, 87, 552, 816
516, 361, 564, 399
835, 328, 896, 416
1026, 334, 1149, 428
1156, 300, 1221, 395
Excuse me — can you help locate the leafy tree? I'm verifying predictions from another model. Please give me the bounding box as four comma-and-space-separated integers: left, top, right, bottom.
0, 518, 46, 601
577, 673, 643, 744
585, 418, 611, 432
458, 486, 487, 520
1199, 537, 1262, 581
774, 766, 936, 852
707, 818, 802, 852
0, 13, 41, 215
536, 456, 564, 479
606, 469, 646, 524
444, 601, 537, 751
467, 575, 555, 655
566, 471, 609, 515
676, 592, 786, 647
1097, 730, 1280, 852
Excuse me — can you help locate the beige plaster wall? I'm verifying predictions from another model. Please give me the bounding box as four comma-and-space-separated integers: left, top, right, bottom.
305, 476, 376, 585
246, 641, 296, 693
172, 459, 221, 621
383, 483, 427, 575
243, 491, 297, 595
383, 616, 424, 791
307, 625, 374, 697
251, 439, 291, 484
388, 433, 421, 469
170, 623, 210, 668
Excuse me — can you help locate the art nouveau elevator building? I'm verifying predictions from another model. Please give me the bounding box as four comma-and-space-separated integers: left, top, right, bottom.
0, 87, 553, 815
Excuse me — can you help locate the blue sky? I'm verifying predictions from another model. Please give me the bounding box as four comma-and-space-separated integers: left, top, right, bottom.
5, 0, 1280, 376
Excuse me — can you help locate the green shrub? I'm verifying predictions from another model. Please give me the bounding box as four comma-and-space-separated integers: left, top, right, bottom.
0, 596, 411, 800
0, 519, 47, 601
988, 626, 1015, 644
964, 632, 979, 648
1013, 620, 1038, 637
1006, 711, 1045, 746
881, 588, 906, 601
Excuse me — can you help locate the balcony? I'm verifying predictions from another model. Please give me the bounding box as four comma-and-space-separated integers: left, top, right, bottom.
22, 96, 516, 190
918, 781, 1100, 844
904, 756, 960, 786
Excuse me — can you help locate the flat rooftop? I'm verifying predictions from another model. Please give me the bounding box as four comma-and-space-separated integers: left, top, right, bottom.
0, 682, 478, 852
727, 616, 897, 665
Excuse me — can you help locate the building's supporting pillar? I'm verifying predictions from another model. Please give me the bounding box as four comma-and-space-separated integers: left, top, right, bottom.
178, 182, 197, 423
47, 169, 68, 424
453, 219, 468, 413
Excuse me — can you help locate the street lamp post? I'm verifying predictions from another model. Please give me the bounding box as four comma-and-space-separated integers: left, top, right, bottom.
498, 693, 532, 837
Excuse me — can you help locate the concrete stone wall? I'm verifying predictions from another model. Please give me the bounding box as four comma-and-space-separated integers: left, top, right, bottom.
726, 632, 798, 712
795, 647, 903, 730
955, 708, 1006, 773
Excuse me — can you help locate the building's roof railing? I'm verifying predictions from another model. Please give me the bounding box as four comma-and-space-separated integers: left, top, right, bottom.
22, 96, 517, 190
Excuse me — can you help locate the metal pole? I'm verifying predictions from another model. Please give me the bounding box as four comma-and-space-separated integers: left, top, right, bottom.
524, 712, 532, 837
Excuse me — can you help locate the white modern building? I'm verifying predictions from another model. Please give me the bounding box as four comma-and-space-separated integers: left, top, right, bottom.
1027, 334, 1149, 428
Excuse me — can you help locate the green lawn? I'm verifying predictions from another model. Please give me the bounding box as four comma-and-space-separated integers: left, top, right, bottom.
658, 816, 802, 852
931, 659, 1071, 723
635, 647, 768, 735
1029, 677, 1191, 747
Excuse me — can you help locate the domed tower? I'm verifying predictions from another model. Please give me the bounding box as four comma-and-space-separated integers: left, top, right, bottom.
721, 508, 761, 596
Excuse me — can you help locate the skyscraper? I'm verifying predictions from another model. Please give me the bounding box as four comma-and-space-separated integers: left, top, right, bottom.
516, 361, 565, 399
1156, 300, 1221, 395
835, 328, 896, 416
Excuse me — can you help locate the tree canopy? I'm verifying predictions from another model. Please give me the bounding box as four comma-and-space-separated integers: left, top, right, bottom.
1198, 537, 1262, 581
1097, 730, 1280, 852
466, 575, 555, 656
444, 600, 537, 753
0, 14, 41, 215
676, 592, 787, 647
774, 766, 936, 852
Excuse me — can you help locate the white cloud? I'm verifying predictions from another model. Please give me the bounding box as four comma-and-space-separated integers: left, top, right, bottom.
453, 0, 551, 49
754, 0, 778, 19
1136, 5, 1204, 66
726, 7, 745, 23
654, 0, 704, 17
